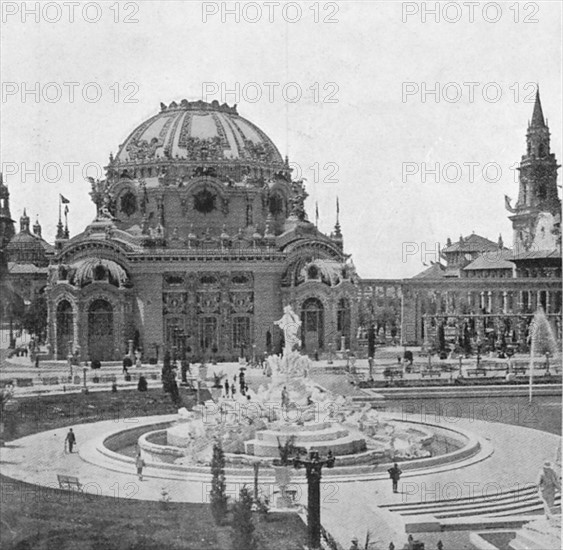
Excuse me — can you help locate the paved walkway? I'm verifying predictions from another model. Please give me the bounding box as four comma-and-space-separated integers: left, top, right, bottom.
1, 410, 560, 549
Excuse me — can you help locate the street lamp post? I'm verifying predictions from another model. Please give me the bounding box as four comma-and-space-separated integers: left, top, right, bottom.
292, 450, 335, 550
8, 313, 15, 349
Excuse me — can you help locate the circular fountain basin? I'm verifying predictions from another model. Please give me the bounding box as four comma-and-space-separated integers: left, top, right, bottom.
95, 413, 490, 483
130, 417, 470, 470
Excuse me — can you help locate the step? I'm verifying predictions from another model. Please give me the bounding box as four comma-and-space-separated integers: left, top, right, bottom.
399, 495, 559, 519
382, 485, 538, 510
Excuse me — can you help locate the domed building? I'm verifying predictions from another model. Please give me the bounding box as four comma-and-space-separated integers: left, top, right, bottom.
46, 100, 358, 361
4, 209, 53, 308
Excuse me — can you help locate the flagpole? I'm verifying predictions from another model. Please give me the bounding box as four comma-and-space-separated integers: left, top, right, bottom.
58, 194, 61, 223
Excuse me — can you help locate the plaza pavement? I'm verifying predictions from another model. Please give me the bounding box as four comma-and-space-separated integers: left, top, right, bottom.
2, 334, 561, 547
1, 407, 560, 549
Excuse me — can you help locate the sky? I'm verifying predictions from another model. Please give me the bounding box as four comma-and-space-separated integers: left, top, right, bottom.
1, 0, 562, 278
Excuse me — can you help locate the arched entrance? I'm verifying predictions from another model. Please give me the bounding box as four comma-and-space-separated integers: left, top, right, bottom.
301, 298, 324, 352
88, 299, 114, 361
56, 300, 73, 360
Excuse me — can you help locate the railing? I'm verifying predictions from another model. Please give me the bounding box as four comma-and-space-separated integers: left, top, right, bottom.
2, 371, 161, 389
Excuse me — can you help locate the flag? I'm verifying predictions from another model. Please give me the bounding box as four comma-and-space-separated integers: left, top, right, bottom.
60, 194, 70, 204
504, 195, 515, 213
64, 205, 69, 215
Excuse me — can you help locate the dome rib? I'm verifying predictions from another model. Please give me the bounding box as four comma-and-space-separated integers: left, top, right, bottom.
113, 100, 283, 168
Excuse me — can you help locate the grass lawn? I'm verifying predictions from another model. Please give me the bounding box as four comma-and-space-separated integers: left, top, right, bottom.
0, 388, 308, 550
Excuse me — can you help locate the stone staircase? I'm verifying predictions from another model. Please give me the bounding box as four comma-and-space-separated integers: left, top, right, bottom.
380, 484, 561, 522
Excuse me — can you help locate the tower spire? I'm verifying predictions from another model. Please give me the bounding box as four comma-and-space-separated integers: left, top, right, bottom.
511, 88, 561, 252
530, 86, 546, 128
331, 197, 343, 247
20, 209, 30, 233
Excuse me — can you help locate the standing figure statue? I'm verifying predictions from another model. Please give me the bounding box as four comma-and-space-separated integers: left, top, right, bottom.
281, 385, 290, 410
275, 305, 302, 355
538, 461, 561, 518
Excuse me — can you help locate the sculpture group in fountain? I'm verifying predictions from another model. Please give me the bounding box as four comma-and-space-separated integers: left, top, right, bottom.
164, 305, 432, 465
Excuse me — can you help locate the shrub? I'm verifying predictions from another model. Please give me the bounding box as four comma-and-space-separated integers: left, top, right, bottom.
231, 486, 257, 550
210, 442, 228, 525
138, 376, 148, 392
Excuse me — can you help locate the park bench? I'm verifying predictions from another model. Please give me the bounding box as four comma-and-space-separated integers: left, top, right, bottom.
150, 373, 158, 380
16, 378, 33, 387
421, 370, 441, 378
466, 368, 487, 377
42, 377, 59, 385
57, 474, 83, 492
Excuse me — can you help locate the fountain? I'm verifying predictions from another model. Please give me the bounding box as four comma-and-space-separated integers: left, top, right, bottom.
528, 307, 559, 402
135, 306, 449, 470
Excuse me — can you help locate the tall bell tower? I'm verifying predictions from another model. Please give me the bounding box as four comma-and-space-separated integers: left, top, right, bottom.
508, 89, 561, 251
0, 173, 16, 278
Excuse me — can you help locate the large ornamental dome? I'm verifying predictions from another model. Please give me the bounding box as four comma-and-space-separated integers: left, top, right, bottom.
113, 100, 284, 173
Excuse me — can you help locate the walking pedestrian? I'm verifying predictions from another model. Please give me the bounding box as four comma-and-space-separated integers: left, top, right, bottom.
65, 428, 76, 453
387, 462, 402, 493
122, 354, 133, 374
136, 452, 146, 481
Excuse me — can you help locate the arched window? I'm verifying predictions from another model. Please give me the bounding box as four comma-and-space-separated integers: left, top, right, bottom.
269, 193, 284, 216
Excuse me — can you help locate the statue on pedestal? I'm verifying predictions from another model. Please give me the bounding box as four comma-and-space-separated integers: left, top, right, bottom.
275, 305, 301, 355
538, 461, 561, 518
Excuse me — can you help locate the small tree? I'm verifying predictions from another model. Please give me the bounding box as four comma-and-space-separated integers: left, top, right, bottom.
22, 293, 47, 342
231, 486, 257, 550
210, 441, 228, 525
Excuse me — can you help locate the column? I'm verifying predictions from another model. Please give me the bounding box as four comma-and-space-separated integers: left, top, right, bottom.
423, 316, 431, 350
